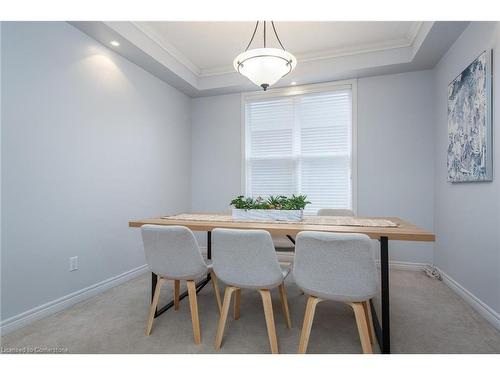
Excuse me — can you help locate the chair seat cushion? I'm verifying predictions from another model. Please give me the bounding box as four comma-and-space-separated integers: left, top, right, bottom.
208, 259, 289, 287
298, 285, 377, 303
218, 264, 290, 290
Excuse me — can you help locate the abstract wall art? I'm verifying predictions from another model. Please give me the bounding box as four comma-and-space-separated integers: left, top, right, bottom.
447, 50, 493, 182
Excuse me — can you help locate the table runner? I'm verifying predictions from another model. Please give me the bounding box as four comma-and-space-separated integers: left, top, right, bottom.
161, 213, 399, 228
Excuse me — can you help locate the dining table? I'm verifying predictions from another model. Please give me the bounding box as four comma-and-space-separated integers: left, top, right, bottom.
129, 213, 435, 354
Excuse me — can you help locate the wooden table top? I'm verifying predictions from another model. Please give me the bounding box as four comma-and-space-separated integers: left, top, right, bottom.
129, 213, 435, 242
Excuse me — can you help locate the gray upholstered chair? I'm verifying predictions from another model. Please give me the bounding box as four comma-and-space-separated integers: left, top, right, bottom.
141, 225, 222, 344
294, 231, 377, 354
212, 228, 292, 354
317, 208, 355, 216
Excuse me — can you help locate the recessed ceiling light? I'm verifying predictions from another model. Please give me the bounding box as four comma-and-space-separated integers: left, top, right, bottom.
110, 40, 120, 47
291, 81, 297, 85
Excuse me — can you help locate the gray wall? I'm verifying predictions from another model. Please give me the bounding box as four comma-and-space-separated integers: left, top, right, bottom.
191, 70, 435, 263
358, 72, 435, 263
433, 22, 500, 314
1, 22, 192, 320
191, 94, 242, 213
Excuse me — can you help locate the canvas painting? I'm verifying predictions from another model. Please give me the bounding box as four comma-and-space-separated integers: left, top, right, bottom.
447, 50, 493, 182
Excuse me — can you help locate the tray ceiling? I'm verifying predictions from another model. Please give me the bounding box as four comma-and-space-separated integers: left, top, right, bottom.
71, 21, 469, 97
134, 21, 423, 76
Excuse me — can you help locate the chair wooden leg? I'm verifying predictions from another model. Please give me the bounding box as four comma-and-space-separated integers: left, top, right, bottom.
187, 280, 201, 344
259, 289, 279, 354
145, 277, 164, 336
174, 280, 180, 311
278, 283, 292, 328
215, 286, 238, 350
233, 289, 241, 320
350, 302, 373, 354
362, 300, 375, 344
209, 271, 222, 315
298, 296, 321, 354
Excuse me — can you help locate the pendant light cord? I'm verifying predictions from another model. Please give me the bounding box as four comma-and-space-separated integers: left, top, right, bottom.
271, 21, 286, 50
244, 21, 259, 52
263, 21, 266, 48
244, 20, 287, 51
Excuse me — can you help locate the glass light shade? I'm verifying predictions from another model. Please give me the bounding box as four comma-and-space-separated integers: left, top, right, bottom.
233, 48, 297, 90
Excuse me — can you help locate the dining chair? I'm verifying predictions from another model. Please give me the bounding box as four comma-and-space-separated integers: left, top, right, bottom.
141, 225, 222, 344
294, 231, 378, 354
212, 228, 292, 354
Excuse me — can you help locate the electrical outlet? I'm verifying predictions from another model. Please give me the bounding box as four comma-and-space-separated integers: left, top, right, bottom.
69, 256, 79, 271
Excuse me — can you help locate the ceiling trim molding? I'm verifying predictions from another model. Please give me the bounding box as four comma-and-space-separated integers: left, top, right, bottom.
407, 21, 424, 45
199, 37, 416, 77
71, 21, 466, 97
409, 21, 434, 59
128, 21, 429, 79
131, 21, 202, 76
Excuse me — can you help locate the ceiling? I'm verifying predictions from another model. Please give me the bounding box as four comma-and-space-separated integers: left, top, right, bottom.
71, 21, 469, 97
134, 21, 423, 76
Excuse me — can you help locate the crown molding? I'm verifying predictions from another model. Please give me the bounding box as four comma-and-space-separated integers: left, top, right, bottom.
73, 20, 469, 97
409, 21, 434, 59
199, 37, 414, 77
131, 21, 202, 76
129, 21, 429, 79
407, 21, 424, 44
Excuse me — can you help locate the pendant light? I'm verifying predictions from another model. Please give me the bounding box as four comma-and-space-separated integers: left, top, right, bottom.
233, 21, 297, 91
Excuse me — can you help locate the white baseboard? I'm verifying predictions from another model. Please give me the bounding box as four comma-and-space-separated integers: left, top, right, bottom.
0, 264, 149, 336
436, 267, 500, 331
376, 260, 428, 271
4, 256, 498, 337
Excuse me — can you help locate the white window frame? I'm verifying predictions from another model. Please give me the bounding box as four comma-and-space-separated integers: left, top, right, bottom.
240, 80, 358, 214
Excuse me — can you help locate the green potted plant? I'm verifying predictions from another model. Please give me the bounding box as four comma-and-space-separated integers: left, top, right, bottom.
230, 195, 310, 222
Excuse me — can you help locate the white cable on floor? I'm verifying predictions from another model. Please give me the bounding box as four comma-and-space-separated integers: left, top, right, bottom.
423, 265, 442, 280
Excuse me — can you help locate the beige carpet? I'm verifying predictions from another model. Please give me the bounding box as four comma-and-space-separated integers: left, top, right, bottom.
2, 269, 500, 354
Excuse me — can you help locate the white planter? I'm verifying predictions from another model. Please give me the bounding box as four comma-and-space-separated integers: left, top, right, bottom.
232, 208, 303, 222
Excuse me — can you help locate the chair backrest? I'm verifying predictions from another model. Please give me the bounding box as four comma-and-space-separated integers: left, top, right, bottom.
293, 231, 377, 302
212, 228, 284, 289
317, 208, 354, 216
141, 225, 207, 280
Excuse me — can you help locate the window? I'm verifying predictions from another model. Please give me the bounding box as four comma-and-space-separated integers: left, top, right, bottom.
243, 82, 356, 215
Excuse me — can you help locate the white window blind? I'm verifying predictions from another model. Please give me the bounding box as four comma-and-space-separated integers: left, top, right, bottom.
244, 88, 353, 215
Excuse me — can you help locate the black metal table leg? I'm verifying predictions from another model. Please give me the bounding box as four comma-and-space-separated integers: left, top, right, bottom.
370, 236, 390, 354
151, 272, 158, 315
151, 230, 212, 318
207, 231, 212, 259
206, 231, 212, 281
